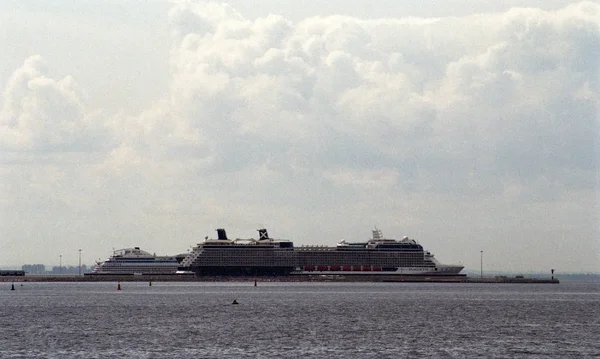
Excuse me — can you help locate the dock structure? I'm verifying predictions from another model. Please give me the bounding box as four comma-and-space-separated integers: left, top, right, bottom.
0, 270, 25, 276
461, 276, 559, 284
0, 274, 558, 283
295, 274, 559, 284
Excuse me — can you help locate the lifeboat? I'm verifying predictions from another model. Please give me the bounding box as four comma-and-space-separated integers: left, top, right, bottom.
317, 265, 328, 271
330, 266, 341, 271
373, 266, 382, 271
362, 266, 372, 271
342, 266, 351, 271
304, 266, 315, 271
352, 266, 362, 271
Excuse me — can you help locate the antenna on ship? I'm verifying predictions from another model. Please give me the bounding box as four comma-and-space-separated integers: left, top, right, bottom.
372, 226, 383, 240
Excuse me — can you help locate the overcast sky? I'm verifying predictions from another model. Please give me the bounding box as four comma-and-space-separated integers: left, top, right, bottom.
1, 0, 598, 273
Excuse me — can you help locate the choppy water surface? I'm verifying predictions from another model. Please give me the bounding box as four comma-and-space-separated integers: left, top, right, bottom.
1, 281, 599, 358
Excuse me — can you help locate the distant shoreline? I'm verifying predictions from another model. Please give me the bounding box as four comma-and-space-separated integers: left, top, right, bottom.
1, 274, 560, 284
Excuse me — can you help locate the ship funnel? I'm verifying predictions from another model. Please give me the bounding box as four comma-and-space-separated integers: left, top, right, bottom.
216, 228, 228, 240
258, 228, 269, 240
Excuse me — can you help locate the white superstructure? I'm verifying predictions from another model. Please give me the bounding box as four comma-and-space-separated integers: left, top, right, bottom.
90, 247, 180, 275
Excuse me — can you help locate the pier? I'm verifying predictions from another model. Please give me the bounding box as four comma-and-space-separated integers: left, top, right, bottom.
295, 274, 559, 284
0, 274, 558, 284
0, 270, 25, 276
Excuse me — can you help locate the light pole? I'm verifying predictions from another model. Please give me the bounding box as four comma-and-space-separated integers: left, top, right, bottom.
59, 255, 62, 275
78, 249, 82, 276
480, 250, 483, 279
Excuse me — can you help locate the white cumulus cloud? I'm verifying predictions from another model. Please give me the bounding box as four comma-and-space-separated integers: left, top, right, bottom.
0, 1, 598, 272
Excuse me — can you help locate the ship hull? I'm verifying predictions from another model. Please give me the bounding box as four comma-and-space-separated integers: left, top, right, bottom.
182, 250, 463, 277
88, 248, 181, 276
190, 266, 296, 276
88, 262, 179, 276
296, 265, 464, 276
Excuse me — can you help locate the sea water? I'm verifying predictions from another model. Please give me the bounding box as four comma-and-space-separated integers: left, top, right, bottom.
0, 281, 598, 358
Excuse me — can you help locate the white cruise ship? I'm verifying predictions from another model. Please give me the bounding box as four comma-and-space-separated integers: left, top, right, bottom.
89, 247, 180, 275
179, 228, 463, 276
295, 228, 464, 275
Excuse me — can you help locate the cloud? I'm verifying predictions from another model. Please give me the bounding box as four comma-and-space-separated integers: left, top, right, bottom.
0, 55, 111, 152
0, 1, 598, 271
162, 1, 598, 198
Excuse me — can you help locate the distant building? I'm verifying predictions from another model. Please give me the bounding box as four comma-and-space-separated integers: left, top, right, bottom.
21, 264, 45, 274
49, 265, 91, 275
20, 264, 92, 275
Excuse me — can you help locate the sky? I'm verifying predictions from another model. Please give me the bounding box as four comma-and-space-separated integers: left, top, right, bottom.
0, 0, 598, 273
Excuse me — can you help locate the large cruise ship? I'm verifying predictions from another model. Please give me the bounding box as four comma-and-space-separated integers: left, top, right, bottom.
89, 247, 182, 275
179, 229, 296, 275
295, 228, 463, 275
179, 228, 463, 276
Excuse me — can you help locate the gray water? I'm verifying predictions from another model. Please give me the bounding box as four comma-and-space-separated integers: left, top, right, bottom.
1, 281, 598, 358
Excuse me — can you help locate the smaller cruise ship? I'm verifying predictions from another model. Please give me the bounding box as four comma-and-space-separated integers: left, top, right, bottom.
89, 247, 182, 275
